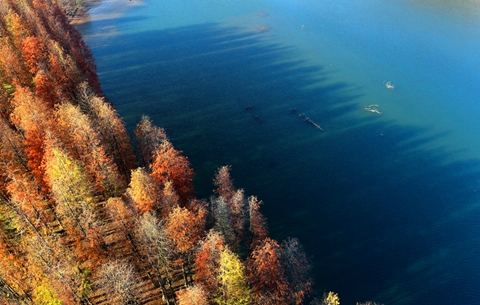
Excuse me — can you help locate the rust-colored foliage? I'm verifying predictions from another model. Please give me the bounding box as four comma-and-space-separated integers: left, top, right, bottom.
6, 173, 49, 228
33, 69, 59, 107
248, 196, 268, 249
248, 238, 290, 305
0, 1, 317, 303
47, 41, 81, 101
165, 205, 206, 254
194, 230, 225, 297
21, 36, 46, 74
150, 139, 195, 202
11, 86, 53, 188
214, 165, 235, 199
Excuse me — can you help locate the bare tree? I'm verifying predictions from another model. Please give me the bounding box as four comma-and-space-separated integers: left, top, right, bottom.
96, 260, 138, 305
280, 237, 313, 304
136, 212, 175, 304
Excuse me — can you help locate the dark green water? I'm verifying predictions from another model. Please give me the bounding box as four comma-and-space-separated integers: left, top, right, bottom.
77, 1, 480, 304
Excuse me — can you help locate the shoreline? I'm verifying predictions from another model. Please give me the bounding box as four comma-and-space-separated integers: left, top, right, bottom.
69, 0, 102, 25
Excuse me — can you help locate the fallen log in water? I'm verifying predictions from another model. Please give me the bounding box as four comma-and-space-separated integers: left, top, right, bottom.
298, 113, 324, 131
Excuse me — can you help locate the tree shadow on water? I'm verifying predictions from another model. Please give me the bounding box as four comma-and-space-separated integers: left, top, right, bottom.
86, 22, 480, 305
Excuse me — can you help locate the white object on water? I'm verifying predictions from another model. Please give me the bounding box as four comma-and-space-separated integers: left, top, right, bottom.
364, 104, 382, 114
383, 81, 395, 89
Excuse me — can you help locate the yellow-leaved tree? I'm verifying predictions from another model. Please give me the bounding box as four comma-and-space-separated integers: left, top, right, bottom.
43, 137, 105, 267
33, 281, 62, 305
216, 248, 251, 305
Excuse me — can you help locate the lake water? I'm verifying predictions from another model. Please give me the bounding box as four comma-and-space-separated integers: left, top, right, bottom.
77, 1, 480, 304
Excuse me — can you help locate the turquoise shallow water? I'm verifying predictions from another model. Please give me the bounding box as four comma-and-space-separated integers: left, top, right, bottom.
78, 1, 480, 304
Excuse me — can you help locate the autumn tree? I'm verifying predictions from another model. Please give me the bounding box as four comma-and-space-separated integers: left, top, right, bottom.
321, 292, 340, 305
25, 233, 89, 304
176, 284, 209, 305
43, 137, 105, 267
161, 180, 180, 214
216, 248, 251, 305
21, 36, 46, 74
211, 166, 248, 250
76, 82, 136, 178
54, 102, 124, 197
47, 40, 82, 101
247, 238, 289, 305
0, 117, 28, 175
280, 238, 313, 304
10, 85, 53, 187
43, 138, 95, 234
6, 172, 50, 232
127, 167, 162, 215
248, 196, 268, 249
33, 280, 63, 305
165, 205, 207, 286
96, 260, 139, 305
228, 189, 248, 246
214, 165, 235, 199
194, 230, 225, 298
165, 205, 206, 255
5, 8, 31, 51
211, 197, 236, 250
136, 212, 175, 304
0, 37, 30, 85
104, 197, 138, 253
33, 69, 59, 107
150, 138, 195, 202
134, 115, 167, 166
0, 205, 32, 303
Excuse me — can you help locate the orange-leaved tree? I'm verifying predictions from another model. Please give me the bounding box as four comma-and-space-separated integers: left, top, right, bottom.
164, 205, 206, 255
21, 36, 46, 74
247, 237, 289, 305
127, 167, 162, 215
165, 204, 207, 287
248, 196, 268, 249
195, 230, 225, 298
213, 165, 235, 200
10, 85, 53, 189
150, 139, 195, 203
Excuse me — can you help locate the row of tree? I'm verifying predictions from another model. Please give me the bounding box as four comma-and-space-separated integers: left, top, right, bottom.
0, 0, 316, 303
0, 0, 382, 304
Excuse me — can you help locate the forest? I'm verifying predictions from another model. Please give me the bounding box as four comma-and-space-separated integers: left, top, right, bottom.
0, 0, 380, 304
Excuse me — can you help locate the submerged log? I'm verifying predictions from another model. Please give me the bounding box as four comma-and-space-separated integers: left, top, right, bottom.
299, 113, 324, 131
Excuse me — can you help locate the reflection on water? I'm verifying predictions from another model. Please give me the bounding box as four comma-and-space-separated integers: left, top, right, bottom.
78, 1, 480, 304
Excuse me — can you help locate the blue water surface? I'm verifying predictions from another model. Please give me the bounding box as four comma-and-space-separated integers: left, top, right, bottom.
77, 1, 480, 304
